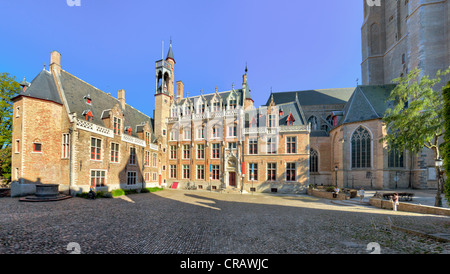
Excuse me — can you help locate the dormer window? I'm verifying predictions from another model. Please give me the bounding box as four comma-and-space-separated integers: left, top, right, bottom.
171, 107, 178, 118
229, 99, 237, 110
84, 95, 92, 105
212, 102, 220, 112
125, 126, 132, 136
250, 116, 257, 128
83, 110, 93, 122
286, 113, 295, 126
184, 106, 191, 116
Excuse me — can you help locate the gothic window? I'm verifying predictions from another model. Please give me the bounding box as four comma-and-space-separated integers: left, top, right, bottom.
351, 126, 372, 168
310, 148, 319, 173
212, 101, 220, 112
388, 144, 404, 168
229, 99, 237, 110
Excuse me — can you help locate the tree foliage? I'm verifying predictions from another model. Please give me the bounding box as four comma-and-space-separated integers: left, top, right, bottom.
0, 72, 20, 149
383, 67, 450, 206
382, 67, 450, 158
0, 72, 20, 184
443, 81, 450, 203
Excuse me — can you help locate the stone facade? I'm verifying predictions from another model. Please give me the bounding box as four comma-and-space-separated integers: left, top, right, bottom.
11, 52, 160, 196
361, 0, 449, 86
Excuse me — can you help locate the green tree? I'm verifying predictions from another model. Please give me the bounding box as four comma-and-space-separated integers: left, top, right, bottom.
443, 81, 450, 204
0, 73, 20, 184
382, 67, 450, 207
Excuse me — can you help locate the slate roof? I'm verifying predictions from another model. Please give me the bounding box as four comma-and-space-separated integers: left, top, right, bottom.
340, 84, 396, 125
15, 70, 62, 104
58, 70, 155, 139
166, 44, 175, 61
244, 100, 306, 128
265, 88, 355, 106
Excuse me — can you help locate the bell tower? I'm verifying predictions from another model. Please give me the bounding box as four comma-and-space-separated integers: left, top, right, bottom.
154, 41, 176, 184
154, 42, 176, 138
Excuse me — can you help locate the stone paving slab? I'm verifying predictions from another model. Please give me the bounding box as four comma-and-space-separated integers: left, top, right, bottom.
0, 189, 448, 254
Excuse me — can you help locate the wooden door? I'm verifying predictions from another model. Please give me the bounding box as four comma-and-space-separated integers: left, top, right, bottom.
229, 172, 236, 187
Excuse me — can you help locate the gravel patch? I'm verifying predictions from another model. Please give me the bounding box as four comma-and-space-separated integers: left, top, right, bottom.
0, 189, 448, 254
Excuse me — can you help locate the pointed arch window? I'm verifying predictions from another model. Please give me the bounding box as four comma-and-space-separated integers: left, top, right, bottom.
351, 126, 372, 168
310, 148, 319, 173
388, 144, 404, 168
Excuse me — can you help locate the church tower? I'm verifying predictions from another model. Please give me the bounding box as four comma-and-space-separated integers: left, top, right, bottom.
154, 42, 176, 183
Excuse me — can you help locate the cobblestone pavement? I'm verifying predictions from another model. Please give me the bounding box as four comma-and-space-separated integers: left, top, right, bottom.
0, 189, 449, 254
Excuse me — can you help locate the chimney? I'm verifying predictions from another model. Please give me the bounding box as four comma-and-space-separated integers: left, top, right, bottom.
50, 51, 61, 74
176, 81, 184, 102
118, 89, 126, 109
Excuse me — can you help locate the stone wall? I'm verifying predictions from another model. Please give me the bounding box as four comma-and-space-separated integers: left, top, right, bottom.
369, 197, 450, 216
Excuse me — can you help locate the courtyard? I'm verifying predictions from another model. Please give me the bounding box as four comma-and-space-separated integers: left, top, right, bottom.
0, 189, 449, 254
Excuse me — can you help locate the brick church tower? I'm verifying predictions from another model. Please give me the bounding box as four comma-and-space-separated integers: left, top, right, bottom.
154, 42, 176, 184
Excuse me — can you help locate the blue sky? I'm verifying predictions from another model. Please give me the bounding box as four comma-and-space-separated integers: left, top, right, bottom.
0, 0, 363, 118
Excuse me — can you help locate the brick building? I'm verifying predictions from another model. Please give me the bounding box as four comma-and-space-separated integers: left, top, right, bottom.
12, 51, 160, 195
11, 1, 448, 195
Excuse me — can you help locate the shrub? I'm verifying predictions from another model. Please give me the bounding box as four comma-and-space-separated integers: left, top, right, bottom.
146, 187, 163, 193
111, 189, 125, 197
325, 186, 335, 192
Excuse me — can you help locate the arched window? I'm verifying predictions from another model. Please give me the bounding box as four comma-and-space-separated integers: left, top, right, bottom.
310, 148, 319, 173
351, 126, 371, 168
388, 144, 404, 168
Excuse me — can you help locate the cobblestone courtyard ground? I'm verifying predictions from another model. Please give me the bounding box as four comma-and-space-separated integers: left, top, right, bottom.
0, 189, 449, 254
